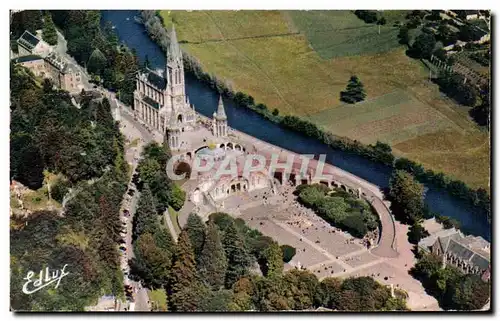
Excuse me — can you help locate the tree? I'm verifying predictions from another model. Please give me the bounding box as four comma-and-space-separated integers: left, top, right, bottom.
184, 213, 206, 261
436, 72, 478, 107
340, 76, 366, 104
398, 26, 410, 45
229, 277, 256, 311
130, 233, 171, 288
149, 288, 168, 311
407, 221, 430, 244
389, 170, 425, 224
410, 33, 437, 59
317, 277, 342, 309
280, 245, 296, 263
470, 86, 490, 127
272, 108, 279, 116
354, 10, 379, 24
96, 98, 114, 128
198, 220, 227, 290
198, 289, 233, 311
341, 212, 368, 238
87, 48, 108, 76
444, 274, 490, 310
170, 183, 186, 211
222, 220, 252, 288
42, 13, 58, 45
410, 253, 443, 280
133, 184, 158, 239
10, 10, 43, 39
283, 269, 320, 310
262, 242, 284, 277
168, 230, 199, 311
153, 226, 176, 260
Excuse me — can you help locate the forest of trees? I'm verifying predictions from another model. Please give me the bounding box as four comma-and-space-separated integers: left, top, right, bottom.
396, 10, 490, 128
10, 64, 129, 310
10, 10, 43, 40
129, 206, 405, 311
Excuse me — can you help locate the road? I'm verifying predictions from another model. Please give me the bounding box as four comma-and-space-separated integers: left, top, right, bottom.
115, 105, 153, 312
53, 30, 157, 312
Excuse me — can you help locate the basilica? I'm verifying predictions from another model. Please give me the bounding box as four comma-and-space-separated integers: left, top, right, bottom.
133, 25, 274, 212
133, 25, 197, 149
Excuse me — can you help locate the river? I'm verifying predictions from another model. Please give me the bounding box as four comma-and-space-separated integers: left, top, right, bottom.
101, 10, 490, 240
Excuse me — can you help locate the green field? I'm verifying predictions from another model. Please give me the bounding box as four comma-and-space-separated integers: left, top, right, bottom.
308, 90, 457, 145
162, 10, 490, 189
288, 11, 401, 59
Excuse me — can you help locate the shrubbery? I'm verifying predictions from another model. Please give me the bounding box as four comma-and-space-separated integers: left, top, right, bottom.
297, 184, 378, 238
280, 245, 297, 263
411, 253, 490, 310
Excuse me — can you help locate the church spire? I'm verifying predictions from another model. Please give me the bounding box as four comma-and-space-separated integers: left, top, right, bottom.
215, 96, 227, 120
167, 24, 182, 64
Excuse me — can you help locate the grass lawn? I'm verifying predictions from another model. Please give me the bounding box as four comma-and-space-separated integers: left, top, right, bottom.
20, 186, 62, 212
128, 138, 140, 148
308, 89, 457, 145
287, 11, 402, 59
162, 10, 490, 189
149, 288, 167, 311
168, 206, 181, 235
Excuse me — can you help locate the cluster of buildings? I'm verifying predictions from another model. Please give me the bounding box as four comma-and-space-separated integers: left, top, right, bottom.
134, 26, 274, 211
11, 30, 83, 93
418, 228, 490, 281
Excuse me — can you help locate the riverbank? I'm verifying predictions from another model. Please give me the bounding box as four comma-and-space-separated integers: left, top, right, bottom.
158, 10, 490, 191
100, 10, 490, 240
139, 10, 490, 224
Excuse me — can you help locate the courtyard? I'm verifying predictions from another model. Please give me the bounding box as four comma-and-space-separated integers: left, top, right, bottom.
216, 181, 440, 311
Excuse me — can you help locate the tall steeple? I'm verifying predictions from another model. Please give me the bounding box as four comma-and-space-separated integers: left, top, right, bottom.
166, 23, 186, 104
213, 96, 228, 137
167, 24, 183, 65
215, 96, 227, 120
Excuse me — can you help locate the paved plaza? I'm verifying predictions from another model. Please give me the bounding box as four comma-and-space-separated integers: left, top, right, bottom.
213, 181, 439, 311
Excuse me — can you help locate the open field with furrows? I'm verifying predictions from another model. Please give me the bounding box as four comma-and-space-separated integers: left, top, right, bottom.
287, 11, 404, 59
166, 9, 432, 116
161, 10, 490, 189
394, 130, 490, 189
308, 90, 458, 145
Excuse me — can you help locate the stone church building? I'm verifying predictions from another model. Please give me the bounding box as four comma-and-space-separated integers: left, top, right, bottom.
133, 25, 197, 149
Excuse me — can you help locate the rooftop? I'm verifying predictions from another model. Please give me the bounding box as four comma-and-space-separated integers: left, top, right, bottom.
17, 30, 40, 50
146, 69, 167, 90
12, 54, 43, 64
419, 228, 490, 270
143, 96, 160, 109
45, 52, 67, 73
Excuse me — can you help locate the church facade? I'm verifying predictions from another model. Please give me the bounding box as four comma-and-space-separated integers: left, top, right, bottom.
133, 25, 197, 149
